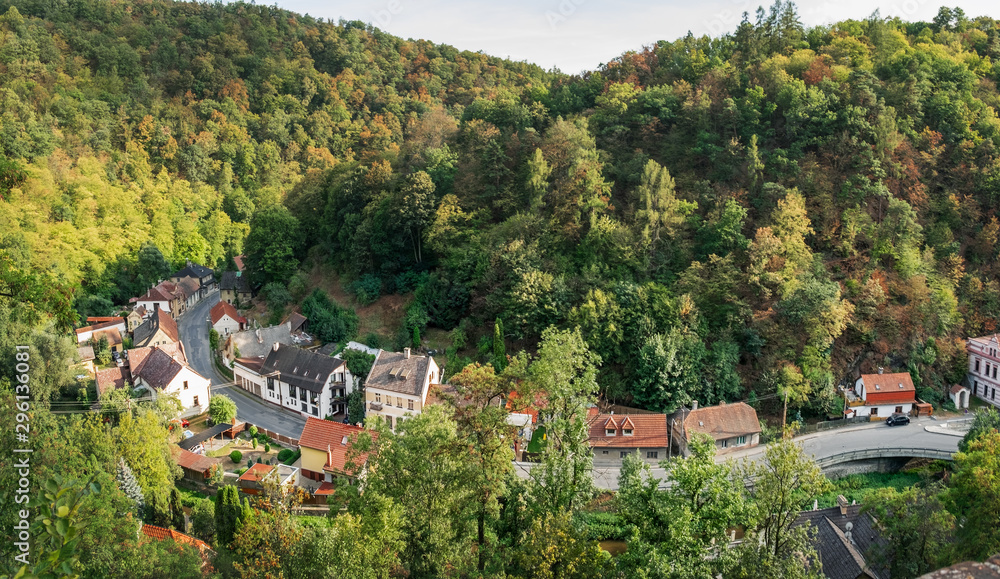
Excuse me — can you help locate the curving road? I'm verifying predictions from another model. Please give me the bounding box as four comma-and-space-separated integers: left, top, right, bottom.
177, 290, 306, 438
515, 416, 963, 490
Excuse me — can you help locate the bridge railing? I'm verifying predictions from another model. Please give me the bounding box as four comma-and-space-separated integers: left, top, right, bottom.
813, 447, 954, 467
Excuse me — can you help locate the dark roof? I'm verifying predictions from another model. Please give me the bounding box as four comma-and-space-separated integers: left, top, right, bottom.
173, 263, 214, 280
366, 350, 433, 397
220, 271, 250, 293
261, 344, 345, 394
921, 554, 1000, 578
178, 422, 237, 450
684, 402, 761, 442
175, 276, 201, 299
794, 504, 887, 579
234, 357, 264, 373
133, 309, 180, 347
283, 312, 307, 333
132, 348, 185, 390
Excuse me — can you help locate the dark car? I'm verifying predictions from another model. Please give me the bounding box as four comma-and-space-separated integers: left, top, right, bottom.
885, 413, 910, 426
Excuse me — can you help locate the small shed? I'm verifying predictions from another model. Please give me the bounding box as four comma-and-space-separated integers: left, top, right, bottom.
173, 448, 215, 481
913, 401, 934, 417
949, 384, 970, 409
177, 422, 241, 451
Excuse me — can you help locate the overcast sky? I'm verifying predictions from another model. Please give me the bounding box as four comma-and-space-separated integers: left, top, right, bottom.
274, 0, 999, 74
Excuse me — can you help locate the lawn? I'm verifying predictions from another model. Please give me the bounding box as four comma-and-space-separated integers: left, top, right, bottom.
527, 426, 547, 454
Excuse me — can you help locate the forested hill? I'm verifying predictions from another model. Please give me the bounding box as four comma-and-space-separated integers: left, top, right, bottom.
2, 0, 1000, 418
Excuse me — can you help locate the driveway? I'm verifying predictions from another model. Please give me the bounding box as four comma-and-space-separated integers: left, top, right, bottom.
177, 290, 306, 439
515, 416, 962, 491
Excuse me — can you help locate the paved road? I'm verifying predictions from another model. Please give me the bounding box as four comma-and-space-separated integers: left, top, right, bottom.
515, 416, 963, 490
177, 291, 306, 438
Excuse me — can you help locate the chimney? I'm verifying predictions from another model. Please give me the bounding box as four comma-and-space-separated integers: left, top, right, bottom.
837, 494, 849, 516
272, 342, 279, 352
878, 366, 884, 375
691, 400, 699, 411
327, 445, 333, 468
404, 348, 410, 359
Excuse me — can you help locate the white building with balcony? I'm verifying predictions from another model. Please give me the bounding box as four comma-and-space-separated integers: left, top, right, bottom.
968, 334, 1000, 409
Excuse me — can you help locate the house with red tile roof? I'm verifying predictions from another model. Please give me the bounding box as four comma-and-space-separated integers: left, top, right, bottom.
587, 408, 670, 465
75, 318, 127, 345
672, 401, 762, 457
297, 417, 374, 483
210, 301, 247, 336
96, 367, 131, 397
133, 308, 180, 348
129, 345, 209, 417
140, 524, 215, 566
849, 371, 916, 419
133, 284, 176, 318
237, 462, 299, 495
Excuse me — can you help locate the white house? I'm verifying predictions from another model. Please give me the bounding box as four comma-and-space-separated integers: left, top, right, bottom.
210, 301, 247, 336
233, 343, 355, 419
848, 371, 916, 418
75, 318, 127, 345
364, 348, 441, 431
967, 334, 1000, 408
133, 285, 174, 318
128, 345, 210, 417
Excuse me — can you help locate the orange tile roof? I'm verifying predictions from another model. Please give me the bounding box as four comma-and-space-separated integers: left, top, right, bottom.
92, 327, 123, 346
684, 402, 762, 442
238, 462, 274, 483
141, 524, 215, 556
298, 417, 373, 475
210, 301, 247, 326
96, 367, 130, 396
587, 408, 669, 448
313, 481, 337, 495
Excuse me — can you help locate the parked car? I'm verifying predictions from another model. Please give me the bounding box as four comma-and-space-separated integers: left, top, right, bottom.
885, 413, 910, 426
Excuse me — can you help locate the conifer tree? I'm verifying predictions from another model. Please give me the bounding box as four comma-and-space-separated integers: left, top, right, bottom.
116, 458, 145, 521
493, 317, 507, 372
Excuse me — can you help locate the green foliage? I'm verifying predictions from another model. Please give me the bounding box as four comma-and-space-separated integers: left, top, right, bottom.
244, 205, 304, 288
277, 449, 293, 463
209, 394, 238, 425
301, 289, 359, 344
189, 499, 216, 544
248, 425, 258, 438
959, 406, 1000, 453
229, 450, 243, 464
115, 458, 145, 521
209, 328, 219, 351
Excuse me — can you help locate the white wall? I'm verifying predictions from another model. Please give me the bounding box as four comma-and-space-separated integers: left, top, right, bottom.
213, 314, 242, 336
853, 402, 913, 417
135, 366, 210, 417
136, 300, 170, 317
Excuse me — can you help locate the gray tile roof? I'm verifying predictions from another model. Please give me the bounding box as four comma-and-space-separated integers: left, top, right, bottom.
794, 505, 887, 579
261, 344, 344, 394
133, 309, 180, 347
229, 324, 294, 359
220, 270, 250, 293
366, 350, 432, 397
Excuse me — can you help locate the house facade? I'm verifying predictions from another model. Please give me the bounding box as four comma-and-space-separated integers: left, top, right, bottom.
171, 262, 215, 298
175, 276, 201, 310
850, 371, 916, 418
130, 345, 210, 417
126, 309, 144, 333
75, 318, 127, 345
587, 408, 669, 466
232, 343, 355, 419
133, 284, 175, 318
672, 401, 762, 457
220, 271, 252, 306
967, 334, 1000, 409
297, 417, 371, 482
237, 463, 299, 495
210, 301, 247, 336
364, 348, 441, 431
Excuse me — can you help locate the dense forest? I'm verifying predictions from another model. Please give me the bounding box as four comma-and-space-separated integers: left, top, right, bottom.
3, 0, 1000, 576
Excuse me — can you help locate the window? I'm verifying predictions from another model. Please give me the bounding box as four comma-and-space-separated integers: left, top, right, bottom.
993, 389, 996, 401
386, 396, 392, 407
408, 399, 414, 410
975, 380, 980, 395
620, 451, 629, 458
397, 398, 402, 408
895, 406, 903, 413
193, 396, 199, 406
267, 378, 274, 392
646, 451, 659, 459
299, 390, 307, 402
994, 367, 998, 379
301, 402, 307, 411
289, 385, 297, 398
623, 429, 633, 436
388, 416, 394, 429
737, 436, 747, 446
602, 450, 608, 454
183, 381, 189, 390
375, 393, 381, 403
976, 359, 981, 372
311, 407, 319, 417
721, 439, 728, 448
605, 429, 616, 437
871, 407, 879, 416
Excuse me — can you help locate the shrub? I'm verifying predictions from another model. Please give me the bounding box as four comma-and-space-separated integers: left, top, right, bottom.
262, 282, 292, 309
264, 443, 270, 453
235, 467, 247, 476
229, 450, 243, 463
282, 449, 302, 466
277, 449, 293, 462
248, 425, 258, 437
364, 332, 382, 349
350, 274, 382, 305
252, 438, 257, 449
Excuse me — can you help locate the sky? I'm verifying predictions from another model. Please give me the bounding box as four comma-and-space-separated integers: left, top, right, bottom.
273, 0, 999, 74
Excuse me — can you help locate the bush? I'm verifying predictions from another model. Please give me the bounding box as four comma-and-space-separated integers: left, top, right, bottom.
282, 449, 301, 466
248, 425, 258, 437
258, 434, 271, 445
264, 443, 270, 453
302, 289, 359, 343
262, 282, 293, 309
277, 449, 293, 462
350, 274, 382, 306
235, 467, 247, 476
229, 450, 243, 463
252, 438, 257, 449
363, 332, 382, 349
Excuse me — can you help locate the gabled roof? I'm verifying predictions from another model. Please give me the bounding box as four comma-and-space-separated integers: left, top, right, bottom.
173, 262, 214, 280
92, 327, 122, 347
133, 347, 202, 391
133, 309, 180, 346
684, 402, 762, 442
136, 285, 173, 303
228, 324, 294, 359
860, 372, 916, 405
234, 357, 264, 373
173, 448, 214, 473
298, 417, 372, 475
129, 344, 187, 374
793, 505, 887, 579
283, 312, 307, 333
141, 524, 215, 558
175, 276, 201, 299
951, 384, 968, 394
587, 408, 669, 448
365, 350, 435, 397
77, 345, 95, 362
261, 343, 344, 394
86, 316, 123, 323
233, 255, 245, 272
96, 367, 130, 396
210, 301, 247, 325
239, 462, 274, 483
74, 318, 126, 336
220, 270, 251, 293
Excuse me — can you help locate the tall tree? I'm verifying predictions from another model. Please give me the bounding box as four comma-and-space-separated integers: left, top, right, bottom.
492, 317, 507, 372
946, 431, 1000, 561
243, 204, 303, 287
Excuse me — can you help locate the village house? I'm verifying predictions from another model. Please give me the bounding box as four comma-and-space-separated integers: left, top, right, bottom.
793, 497, 888, 579
175, 276, 201, 310
91, 327, 124, 354
210, 301, 247, 336
126, 309, 144, 333
237, 463, 300, 496
967, 334, 1000, 409
220, 271, 252, 306
283, 312, 308, 336
222, 322, 294, 364
74, 318, 127, 345
297, 417, 372, 483
171, 261, 216, 299
95, 366, 130, 397
587, 408, 669, 466
133, 308, 181, 348
173, 447, 215, 482
133, 284, 175, 318
129, 344, 209, 417
847, 370, 916, 419
364, 348, 441, 431
233, 343, 355, 419
671, 401, 762, 457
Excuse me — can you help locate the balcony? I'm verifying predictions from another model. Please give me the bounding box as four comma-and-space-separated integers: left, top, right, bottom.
369, 402, 383, 411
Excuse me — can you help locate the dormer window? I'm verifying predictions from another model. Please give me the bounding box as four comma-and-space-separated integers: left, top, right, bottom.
605, 428, 616, 437
623, 429, 633, 436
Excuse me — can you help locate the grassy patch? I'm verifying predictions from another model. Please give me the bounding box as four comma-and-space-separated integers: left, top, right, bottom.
527, 426, 547, 454
814, 471, 923, 508
177, 487, 210, 507
206, 443, 233, 458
